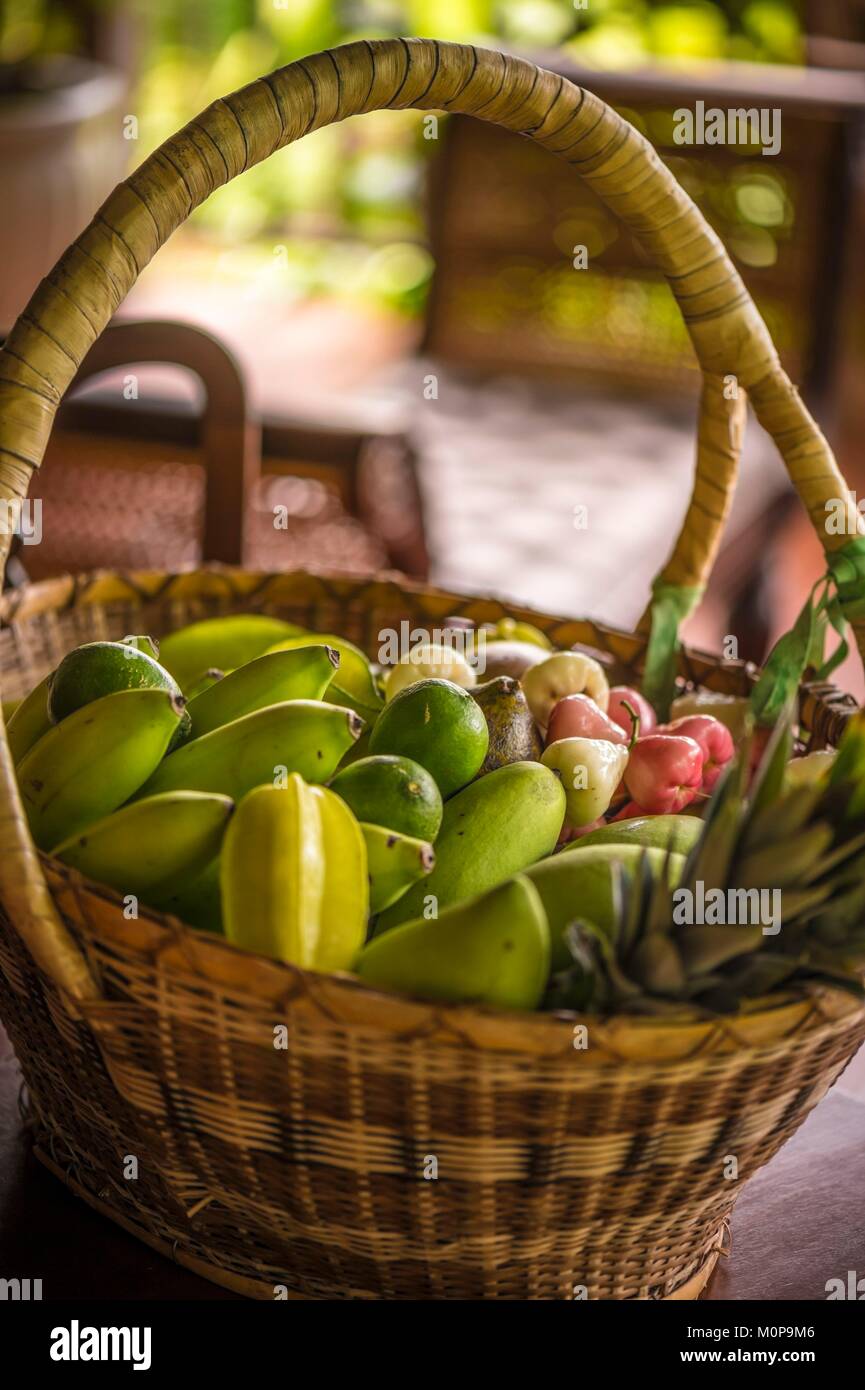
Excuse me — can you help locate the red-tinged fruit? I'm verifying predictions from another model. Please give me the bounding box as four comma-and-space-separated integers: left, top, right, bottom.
607, 686, 657, 740
663, 714, 734, 791
546, 692, 627, 748
558, 816, 605, 846
611, 799, 649, 821
624, 734, 703, 814
541, 736, 629, 830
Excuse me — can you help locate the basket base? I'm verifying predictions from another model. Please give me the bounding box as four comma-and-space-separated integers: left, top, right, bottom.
35, 1147, 722, 1301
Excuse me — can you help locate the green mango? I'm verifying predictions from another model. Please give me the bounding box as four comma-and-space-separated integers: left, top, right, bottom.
355, 875, 550, 1011
565, 814, 702, 858
526, 844, 685, 972
374, 760, 565, 932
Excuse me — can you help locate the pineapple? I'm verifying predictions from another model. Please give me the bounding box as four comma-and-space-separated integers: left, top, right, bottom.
547, 714, 865, 1015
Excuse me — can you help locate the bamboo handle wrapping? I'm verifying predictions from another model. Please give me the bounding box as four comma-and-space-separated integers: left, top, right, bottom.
0, 38, 862, 999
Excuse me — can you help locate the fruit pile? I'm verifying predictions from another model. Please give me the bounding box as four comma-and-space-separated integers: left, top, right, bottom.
5, 613, 865, 1017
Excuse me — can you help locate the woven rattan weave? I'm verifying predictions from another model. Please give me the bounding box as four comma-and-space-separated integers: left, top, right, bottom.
0, 41, 863, 1299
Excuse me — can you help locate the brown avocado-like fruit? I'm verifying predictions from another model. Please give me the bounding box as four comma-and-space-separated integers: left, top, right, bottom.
472, 676, 543, 774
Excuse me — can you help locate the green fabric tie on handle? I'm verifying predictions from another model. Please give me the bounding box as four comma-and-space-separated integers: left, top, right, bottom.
829, 534, 865, 621
751, 535, 865, 728
641, 582, 704, 721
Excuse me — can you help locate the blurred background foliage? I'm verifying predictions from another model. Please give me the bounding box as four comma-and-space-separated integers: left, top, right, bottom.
0, 0, 806, 314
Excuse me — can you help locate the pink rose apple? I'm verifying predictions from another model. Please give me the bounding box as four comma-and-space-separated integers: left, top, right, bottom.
546, 693, 628, 747
663, 714, 735, 791
624, 734, 703, 814
607, 686, 657, 741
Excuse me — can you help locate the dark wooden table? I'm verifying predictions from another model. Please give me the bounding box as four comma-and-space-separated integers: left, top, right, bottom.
1, 1023, 863, 1301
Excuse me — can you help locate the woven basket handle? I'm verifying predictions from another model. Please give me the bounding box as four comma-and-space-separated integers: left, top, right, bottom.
0, 38, 862, 1000
0, 38, 861, 621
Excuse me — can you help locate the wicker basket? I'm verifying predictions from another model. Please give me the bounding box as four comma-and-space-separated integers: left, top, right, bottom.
1, 40, 864, 1301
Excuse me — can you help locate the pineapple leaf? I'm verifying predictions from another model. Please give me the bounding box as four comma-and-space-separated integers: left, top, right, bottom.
747, 709, 795, 820
554, 701, 865, 1017
629, 935, 688, 996
828, 711, 865, 793
678, 924, 765, 975
736, 824, 834, 890
800, 831, 865, 882
683, 754, 747, 889
774, 882, 837, 921
744, 784, 822, 852
616, 859, 643, 958
718, 952, 804, 997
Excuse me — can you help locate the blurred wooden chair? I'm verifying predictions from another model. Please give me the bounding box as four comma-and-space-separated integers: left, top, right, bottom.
422, 55, 865, 663
426, 57, 865, 401
9, 319, 427, 585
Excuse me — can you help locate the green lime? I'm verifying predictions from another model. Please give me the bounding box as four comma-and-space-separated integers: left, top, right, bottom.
48, 642, 181, 724
331, 755, 443, 841
369, 679, 489, 799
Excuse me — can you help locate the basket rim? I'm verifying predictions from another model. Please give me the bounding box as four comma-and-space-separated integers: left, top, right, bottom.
42, 854, 865, 1064
4, 564, 864, 1058
1, 564, 859, 736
